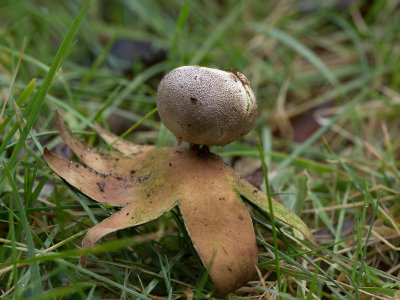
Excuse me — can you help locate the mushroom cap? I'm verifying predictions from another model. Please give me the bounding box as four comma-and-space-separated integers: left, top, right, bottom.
156, 66, 258, 146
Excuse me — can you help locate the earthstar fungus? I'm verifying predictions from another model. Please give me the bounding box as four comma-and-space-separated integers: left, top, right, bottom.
44, 66, 316, 295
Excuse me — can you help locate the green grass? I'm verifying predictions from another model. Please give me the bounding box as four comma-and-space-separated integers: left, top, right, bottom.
1, 0, 400, 298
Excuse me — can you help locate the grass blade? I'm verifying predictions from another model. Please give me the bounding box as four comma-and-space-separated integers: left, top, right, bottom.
2, 160, 42, 296
5, 0, 90, 171
256, 26, 339, 87
258, 140, 281, 291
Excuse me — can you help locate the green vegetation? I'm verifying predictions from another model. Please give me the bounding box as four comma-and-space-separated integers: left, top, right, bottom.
1, 0, 399, 298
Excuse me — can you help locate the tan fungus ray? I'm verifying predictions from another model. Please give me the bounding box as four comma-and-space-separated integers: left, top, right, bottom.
44, 117, 316, 295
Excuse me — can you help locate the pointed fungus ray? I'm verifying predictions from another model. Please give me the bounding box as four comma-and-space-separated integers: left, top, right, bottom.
79, 199, 178, 267
232, 173, 318, 247
177, 161, 257, 294
95, 122, 155, 156
56, 111, 145, 177
44, 148, 136, 207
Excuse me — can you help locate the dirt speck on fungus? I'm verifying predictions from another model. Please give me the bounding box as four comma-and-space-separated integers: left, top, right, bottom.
96, 181, 105, 192
137, 172, 152, 183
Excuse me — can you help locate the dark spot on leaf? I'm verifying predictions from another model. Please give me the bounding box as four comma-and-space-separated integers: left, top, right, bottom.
238, 214, 244, 221
137, 172, 152, 183
115, 176, 123, 181
227, 267, 233, 272
219, 197, 225, 201
190, 97, 197, 104
169, 162, 172, 166
147, 192, 152, 197
126, 212, 130, 216
130, 169, 136, 175
253, 189, 258, 194
96, 182, 105, 192
75, 164, 79, 168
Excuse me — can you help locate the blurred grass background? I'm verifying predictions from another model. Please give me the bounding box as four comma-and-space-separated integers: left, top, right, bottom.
0, 0, 399, 298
